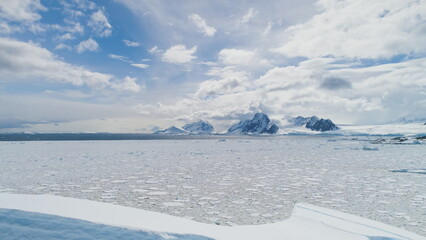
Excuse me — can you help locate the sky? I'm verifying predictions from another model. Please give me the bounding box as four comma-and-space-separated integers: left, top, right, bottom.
0, 0, 425, 133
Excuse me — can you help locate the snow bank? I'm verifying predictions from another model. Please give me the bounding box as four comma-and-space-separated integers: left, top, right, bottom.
0, 194, 424, 240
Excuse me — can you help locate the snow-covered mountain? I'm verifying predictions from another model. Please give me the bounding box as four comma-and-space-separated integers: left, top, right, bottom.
396, 112, 426, 124
182, 120, 214, 134
154, 126, 187, 135
228, 113, 279, 134
289, 116, 339, 132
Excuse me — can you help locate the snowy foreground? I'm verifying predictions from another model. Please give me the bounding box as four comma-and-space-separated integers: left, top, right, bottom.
0, 193, 424, 240
0, 136, 425, 236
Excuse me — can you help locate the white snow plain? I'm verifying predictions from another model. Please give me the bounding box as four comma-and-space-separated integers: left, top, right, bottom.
0, 193, 424, 240
0, 136, 425, 236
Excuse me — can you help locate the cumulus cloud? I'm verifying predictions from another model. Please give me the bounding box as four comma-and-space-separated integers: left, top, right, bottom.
162, 44, 197, 64
0, 0, 46, 22
195, 67, 250, 98
88, 9, 112, 37
274, 0, 426, 58
218, 49, 256, 65
123, 39, 140, 47
0, 37, 144, 92
67, 22, 84, 34
57, 33, 74, 41
189, 14, 216, 37
76, 38, 99, 53
218, 48, 270, 67
111, 76, 144, 93
135, 56, 426, 126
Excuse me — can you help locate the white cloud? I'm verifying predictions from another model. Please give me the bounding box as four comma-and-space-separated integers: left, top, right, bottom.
109, 54, 150, 69
109, 54, 130, 62
55, 43, 71, 51
134, 56, 426, 125
189, 14, 216, 37
51, 22, 85, 35
274, 0, 426, 58
162, 44, 197, 64
0, 37, 145, 93
148, 46, 161, 54
131, 63, 149, 69
218, 49, 256, 66
71, 0, 96, 11
263, 21, 273, 35
88, 9, 112, 37
76, 38, 99, 53
0, 0, 46, 22
218, 48, 270, 67
111, 76, 144, 93
27, 22, 46, 33
0, 38, 110, 89
195, 67, 250, 99
123, 39, 140, 47
57, 33, 74, 41
241, 8, 257, 24
0, 22, 20, 34
69, 22, 84, 34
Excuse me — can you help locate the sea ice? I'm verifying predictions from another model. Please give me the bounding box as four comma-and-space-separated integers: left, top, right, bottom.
0, 136, 425, 235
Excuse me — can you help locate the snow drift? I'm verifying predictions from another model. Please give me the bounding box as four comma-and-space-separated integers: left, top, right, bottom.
0, 194, 423, 240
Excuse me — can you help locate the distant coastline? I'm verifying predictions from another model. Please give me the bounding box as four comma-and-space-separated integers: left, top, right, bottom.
0, 133, 216, 141
0, 133, 257, 141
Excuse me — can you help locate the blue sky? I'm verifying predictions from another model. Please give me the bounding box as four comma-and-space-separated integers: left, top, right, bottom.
0, 0, 425, 132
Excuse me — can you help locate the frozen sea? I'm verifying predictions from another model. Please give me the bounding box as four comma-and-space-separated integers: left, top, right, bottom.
0, 136, 425, 236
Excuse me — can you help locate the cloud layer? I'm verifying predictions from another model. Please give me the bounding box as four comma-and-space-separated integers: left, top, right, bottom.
275, 0, 426, 58
1, 0, 425, 132
0, 38, 143, 91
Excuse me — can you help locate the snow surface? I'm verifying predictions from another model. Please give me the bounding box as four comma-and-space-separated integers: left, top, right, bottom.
0, 137, 425, 236
0, 208, 211, 240
0, 193, 424, 240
